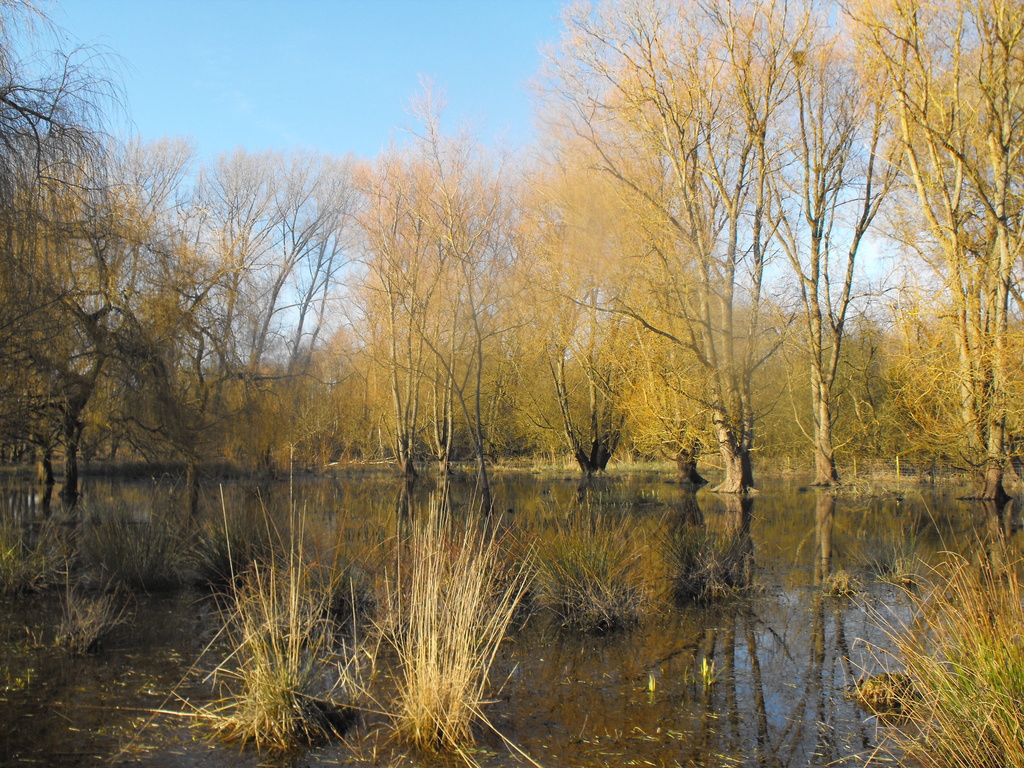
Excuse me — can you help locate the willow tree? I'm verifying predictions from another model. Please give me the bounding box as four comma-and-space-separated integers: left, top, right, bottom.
519, 149, 631, 474
544, 0, 793, 492
854, 0, 1024, 500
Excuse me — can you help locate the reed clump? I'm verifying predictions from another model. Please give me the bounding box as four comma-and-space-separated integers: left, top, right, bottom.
81, 506, 185, 591
663, 525, 753, 604
534, 514, 650, 632
883, 555, 1024, 767
203, 553, 361, 749
379, 496, 531, 751
0, 519, 68, 594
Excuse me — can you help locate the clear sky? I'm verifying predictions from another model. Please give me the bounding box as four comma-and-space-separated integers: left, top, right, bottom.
53, 0, 565, 161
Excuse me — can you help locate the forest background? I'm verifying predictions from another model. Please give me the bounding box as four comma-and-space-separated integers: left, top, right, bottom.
1, 0, 1022, 504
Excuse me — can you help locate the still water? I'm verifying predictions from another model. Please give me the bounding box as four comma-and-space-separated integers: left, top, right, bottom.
0, 470, 1016, 767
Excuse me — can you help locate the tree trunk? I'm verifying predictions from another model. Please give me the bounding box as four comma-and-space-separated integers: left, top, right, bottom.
813, 398, 840, 486
675, 450, 707, 486
185, 458, 200, 518
712, 420, 754, 494
36, 445, 54, 486
399, 454, 418, 479
61, 441, 80, 505
981, 459, 1011, 503
815, 493, 835, 584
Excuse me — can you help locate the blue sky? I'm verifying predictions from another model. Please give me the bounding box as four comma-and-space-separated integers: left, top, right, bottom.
54, 0, 565, 160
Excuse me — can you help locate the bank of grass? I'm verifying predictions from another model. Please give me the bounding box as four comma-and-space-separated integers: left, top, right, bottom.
534, 513, 651, 631
380, 496, 531, 751
883, 555, 1024, 767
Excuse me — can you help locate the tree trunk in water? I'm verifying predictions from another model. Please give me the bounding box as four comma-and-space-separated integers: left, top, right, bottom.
36, 446, 54, 486
61, 442, 80, 505
814, 493, 835, 584
981, 459, 1011, 503
185, 459, 200, 518
675, 451, 707, 486
573, 437, 614, 475
813, 402, 840, 486
399, 455, 417, 479
713, 436, 754, 494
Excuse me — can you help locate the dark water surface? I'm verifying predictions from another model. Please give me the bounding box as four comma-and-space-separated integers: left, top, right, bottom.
1, 471, 1017, 767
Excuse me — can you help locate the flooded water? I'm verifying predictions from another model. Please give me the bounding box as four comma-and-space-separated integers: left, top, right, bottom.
0, 470, 1018, 767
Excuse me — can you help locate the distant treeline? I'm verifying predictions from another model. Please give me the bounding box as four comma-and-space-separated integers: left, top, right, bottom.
0, 0, 1021, 503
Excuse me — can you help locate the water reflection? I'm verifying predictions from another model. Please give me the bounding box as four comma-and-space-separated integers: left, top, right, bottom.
0, 473, 1017, 766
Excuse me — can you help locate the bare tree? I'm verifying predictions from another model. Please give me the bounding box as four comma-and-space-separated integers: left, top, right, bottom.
854, 0, 1024, 500
774, 8, 896, 486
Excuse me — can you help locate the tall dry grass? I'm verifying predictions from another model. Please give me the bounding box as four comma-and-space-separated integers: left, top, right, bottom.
380, 496, 531, 751
882, 554, 1024, 767
200, 504, 366, 750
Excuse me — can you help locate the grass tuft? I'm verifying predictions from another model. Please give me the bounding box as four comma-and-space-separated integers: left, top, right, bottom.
822, 568, 861, 597
380, 495, 531, 751
56, 587, 129, 654
82, 507, 185, 591
663, 525, 753, 604
203, 555, 362, 749
864, 528, 923, 587
192, 508, 277, 588
534, 514, 650, 632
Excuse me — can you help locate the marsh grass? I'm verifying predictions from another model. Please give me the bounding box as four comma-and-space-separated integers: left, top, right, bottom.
881, 555, 1024, 767
192, 506, 278, 588
56, 587, 129, 654
863, 528, 923, 587
534, 513, 650, 631
82, 506, 185, 591
202, 551, 363, 749
663, 525, 753, 604
0, 519, 68, 594
380, 496, 531, 752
